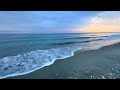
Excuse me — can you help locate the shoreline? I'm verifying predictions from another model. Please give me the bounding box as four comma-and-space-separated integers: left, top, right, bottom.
5, 41, 120, 79
0, 46, 82, 79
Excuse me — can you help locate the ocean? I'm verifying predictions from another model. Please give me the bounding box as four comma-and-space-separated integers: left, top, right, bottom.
0, 32, 120, 79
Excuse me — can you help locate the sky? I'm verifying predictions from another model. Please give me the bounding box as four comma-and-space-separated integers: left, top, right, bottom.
0, 11, 120, 33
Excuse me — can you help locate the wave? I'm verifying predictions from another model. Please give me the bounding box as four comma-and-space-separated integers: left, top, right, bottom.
51, 39, 103, 46
0, 46, 82, 79
0, 37, 97, 44
61, 37, 97, 39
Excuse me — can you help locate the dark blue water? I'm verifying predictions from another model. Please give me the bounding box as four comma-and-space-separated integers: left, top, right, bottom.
0, 32, 120, 79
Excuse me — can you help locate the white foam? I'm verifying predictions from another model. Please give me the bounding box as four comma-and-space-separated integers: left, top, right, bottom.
0, 46, 81, 79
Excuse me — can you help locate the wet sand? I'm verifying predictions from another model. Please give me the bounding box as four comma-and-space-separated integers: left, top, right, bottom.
7, 42, 120, 79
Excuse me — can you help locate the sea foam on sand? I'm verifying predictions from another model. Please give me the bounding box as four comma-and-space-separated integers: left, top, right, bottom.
0, 46, 81, 79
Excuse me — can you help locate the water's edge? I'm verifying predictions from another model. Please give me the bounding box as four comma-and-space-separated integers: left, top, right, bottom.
0, 47, 82, 79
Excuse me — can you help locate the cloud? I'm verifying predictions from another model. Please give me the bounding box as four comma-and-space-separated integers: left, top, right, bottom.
0, 11, 100, 33
0, 11, 78, 33
80, 11, 120, 32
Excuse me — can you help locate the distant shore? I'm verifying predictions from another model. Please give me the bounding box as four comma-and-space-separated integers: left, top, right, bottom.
7, 42, 120, 79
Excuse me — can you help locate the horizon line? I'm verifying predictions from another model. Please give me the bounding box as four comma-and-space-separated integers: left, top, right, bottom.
0, 32, 120, 34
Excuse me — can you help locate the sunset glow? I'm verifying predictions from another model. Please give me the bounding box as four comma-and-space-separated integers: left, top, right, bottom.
81, 25, 120, 32
75, 11, 120, 32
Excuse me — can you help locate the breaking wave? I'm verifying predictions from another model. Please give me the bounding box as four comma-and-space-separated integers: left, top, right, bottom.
0, 46, 81, 79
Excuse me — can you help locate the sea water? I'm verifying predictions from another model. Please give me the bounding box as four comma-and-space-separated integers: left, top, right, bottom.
0, 32, 120, 79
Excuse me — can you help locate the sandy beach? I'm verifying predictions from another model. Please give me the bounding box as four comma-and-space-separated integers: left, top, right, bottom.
7, 42, 120, 79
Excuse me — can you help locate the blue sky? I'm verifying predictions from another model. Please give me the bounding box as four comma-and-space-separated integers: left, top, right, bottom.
0, 11, 120, 33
